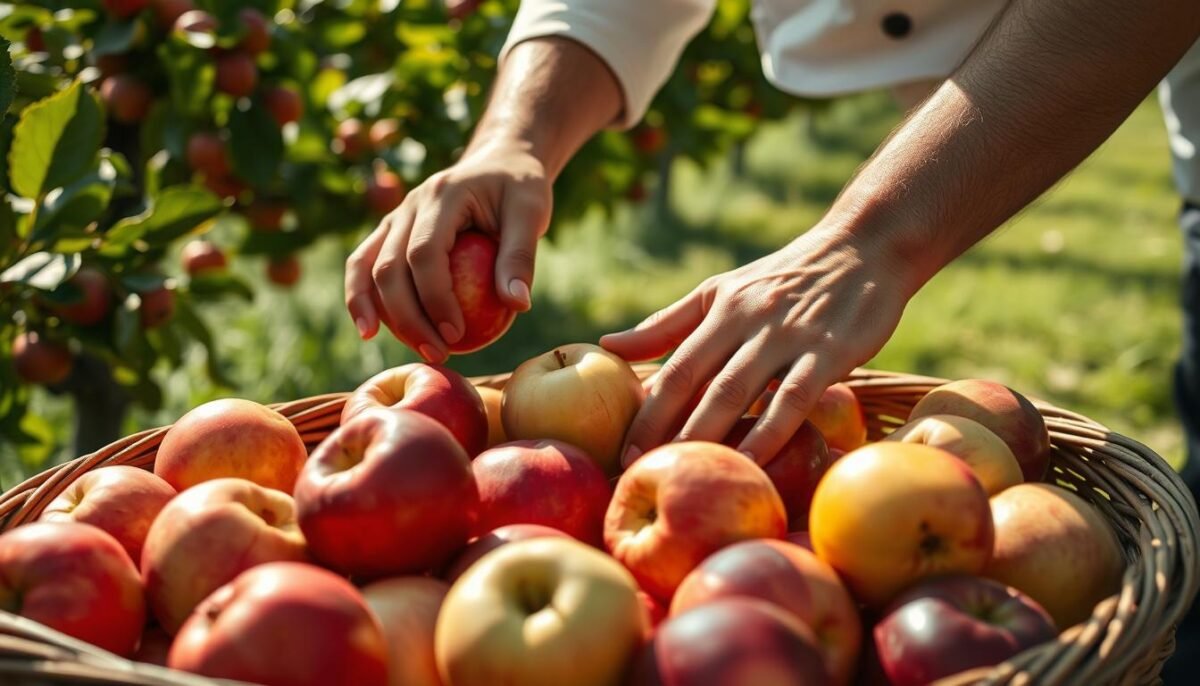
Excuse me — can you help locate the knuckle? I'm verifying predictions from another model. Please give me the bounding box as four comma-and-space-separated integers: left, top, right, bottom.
658, 361, 695, 397
707, 373, 750, 410
502, 245, 537, 271
371, 259, 401, 285
748, 417, 790, 447
406, 238, 437, 265
774, 381, 815, 415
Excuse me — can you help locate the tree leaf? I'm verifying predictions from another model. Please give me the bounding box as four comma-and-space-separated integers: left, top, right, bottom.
8, 81, 104, 199
33, 156, 118, 243
101, 185, 223, 255
227, 105, 283, 187
0, 38, 14, 117
187, 271, 254, 301
92, 19, 140, 57
0, 251, 80, 290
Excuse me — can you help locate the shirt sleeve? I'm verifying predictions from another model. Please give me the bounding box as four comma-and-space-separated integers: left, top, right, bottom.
499, 0, 718, 129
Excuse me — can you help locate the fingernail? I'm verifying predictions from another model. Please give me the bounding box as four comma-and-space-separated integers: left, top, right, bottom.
622, 445, 643, 466
418, 344, 444, 363
508, 279, 531, 309
438, 322, 460, 344
354, 317, 370, 339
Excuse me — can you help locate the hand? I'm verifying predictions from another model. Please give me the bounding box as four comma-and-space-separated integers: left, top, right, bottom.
601, 225, 919, 467
344, 143, 552, 362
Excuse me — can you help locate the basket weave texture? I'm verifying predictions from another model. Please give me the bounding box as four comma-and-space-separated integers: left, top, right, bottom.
0, 366, 1195, 686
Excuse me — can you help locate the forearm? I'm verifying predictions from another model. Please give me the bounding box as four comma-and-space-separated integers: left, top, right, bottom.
827, 0, 1200, 290
465, 37, 622, 179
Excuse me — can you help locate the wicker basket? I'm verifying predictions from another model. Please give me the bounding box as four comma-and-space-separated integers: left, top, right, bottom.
0, 366, 1195, 686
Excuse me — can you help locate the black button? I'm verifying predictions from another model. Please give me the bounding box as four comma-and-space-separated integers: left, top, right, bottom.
882, 12, 912, 39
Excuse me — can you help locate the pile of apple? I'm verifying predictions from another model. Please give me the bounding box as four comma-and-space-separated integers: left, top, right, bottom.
0, 342, 1126, 686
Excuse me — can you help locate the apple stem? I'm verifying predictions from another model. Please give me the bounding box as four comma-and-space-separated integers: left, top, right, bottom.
554, 349, 567, 369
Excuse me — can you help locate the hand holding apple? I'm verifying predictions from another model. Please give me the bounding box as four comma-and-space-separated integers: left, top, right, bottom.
448, 229, 517, 353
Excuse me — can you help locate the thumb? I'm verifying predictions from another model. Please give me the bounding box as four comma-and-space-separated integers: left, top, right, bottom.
600, 286, 708, 362
496, 187, 551, 312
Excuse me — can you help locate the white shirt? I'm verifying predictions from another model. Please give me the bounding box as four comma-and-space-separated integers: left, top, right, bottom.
501, 0, 1200, 203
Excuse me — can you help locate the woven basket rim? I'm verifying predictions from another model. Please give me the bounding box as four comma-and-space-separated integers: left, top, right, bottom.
0, 364, 1195, 686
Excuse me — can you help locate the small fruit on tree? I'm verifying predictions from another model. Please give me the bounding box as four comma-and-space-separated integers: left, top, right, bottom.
138, 286, 176, 329
244, 200, 287, 231
181, 241, 229, 276
103, 0, 149, 20
12, 332, 73, 385
238, 8, 272, 55
334, 118, 370, 160
24, 27, 46, 53
267, 255, 301, 287
172, 8, 216, 36
47, 268, 112, 326
263, 86, 303, 127
365, 170, 406, 215
152, 0, 196, 29
369, 118, 402, 150
100, 75, 153, 124
214, 51, 258, 98
186, 132, 230, 178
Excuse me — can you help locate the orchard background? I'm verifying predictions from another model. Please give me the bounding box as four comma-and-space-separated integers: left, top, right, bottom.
0, 0, 1186, 487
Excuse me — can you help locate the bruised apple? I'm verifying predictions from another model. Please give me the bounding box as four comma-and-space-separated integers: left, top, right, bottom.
503, 343, 643, 475
40, 466, 176, 564
809, 442, 994, 607
294, 408, 478, 578
604, 442, 787, 600
154, 398, 307, 493
342, 363, 488, 457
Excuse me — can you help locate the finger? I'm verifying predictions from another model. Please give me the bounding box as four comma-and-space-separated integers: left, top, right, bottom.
345, 220, 390, 340
600, 285, 709, 363
371, 207, 448, 363
495, 186, 550, 311
678, 336, 782, 446
736, 352, 840, 466
407, 199, 468, 346
620, 316, 736, 467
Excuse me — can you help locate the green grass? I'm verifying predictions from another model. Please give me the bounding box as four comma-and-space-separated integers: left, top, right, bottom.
24, 90, 1190, 476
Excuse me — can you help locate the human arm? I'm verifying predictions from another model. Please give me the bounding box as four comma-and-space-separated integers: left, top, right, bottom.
603, 0, 1200, 465
344, 0, 716, 362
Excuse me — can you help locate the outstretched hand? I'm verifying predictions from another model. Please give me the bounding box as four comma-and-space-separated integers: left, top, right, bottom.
601, 225, 918, 467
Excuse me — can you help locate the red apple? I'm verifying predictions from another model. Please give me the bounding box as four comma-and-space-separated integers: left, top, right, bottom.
202, 173, 246, 200
369, 118, 403, 150
100, 74, 153, 124
984, 483, 1124, 628
138, 285, 175, 329
152, 0, 195, 29
24, 27, 46, 53
442, 523, 571, 583
722, 416, 832, 530
447, 229, 516, 353
436, 537, 647, 686
366, 170, 406, 215
263, 86, 303, 127
471, 439, 613, 546
169, 562, 388, 686
12, 331, 72, 385
0, 522, 145, 656
502, 343, 643, 474
363, 577, 449, 686
632, 126, 666, 155
47, 267, 111, 326
630, 597, 829, 685
103, 0, 148, 19
181, 240, 228, 276
267, 254, 301, 287
96, 53, 129, 78
294, 408, 478, 578
809, 442, 994, 608
133, 625, 173, 666
640, 589, 668, 629
141, 478, 308, 634
335, 118, 370, 160
909, 379, 1051, 482
874, 575, 1057, 686
215, 51, 257, 98
245, 199, 287, 231
154, 397, 307, 493
670, 539, 861, 684
808, 382, 868, 453
605, 441, 788, 601
341, 363, 488, 457
237, 8, 271, 55
39, 466, 176, 565
187, 131, 230, 177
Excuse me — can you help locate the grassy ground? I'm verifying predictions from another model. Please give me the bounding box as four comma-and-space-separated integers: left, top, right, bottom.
22, 89, 1189, 478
